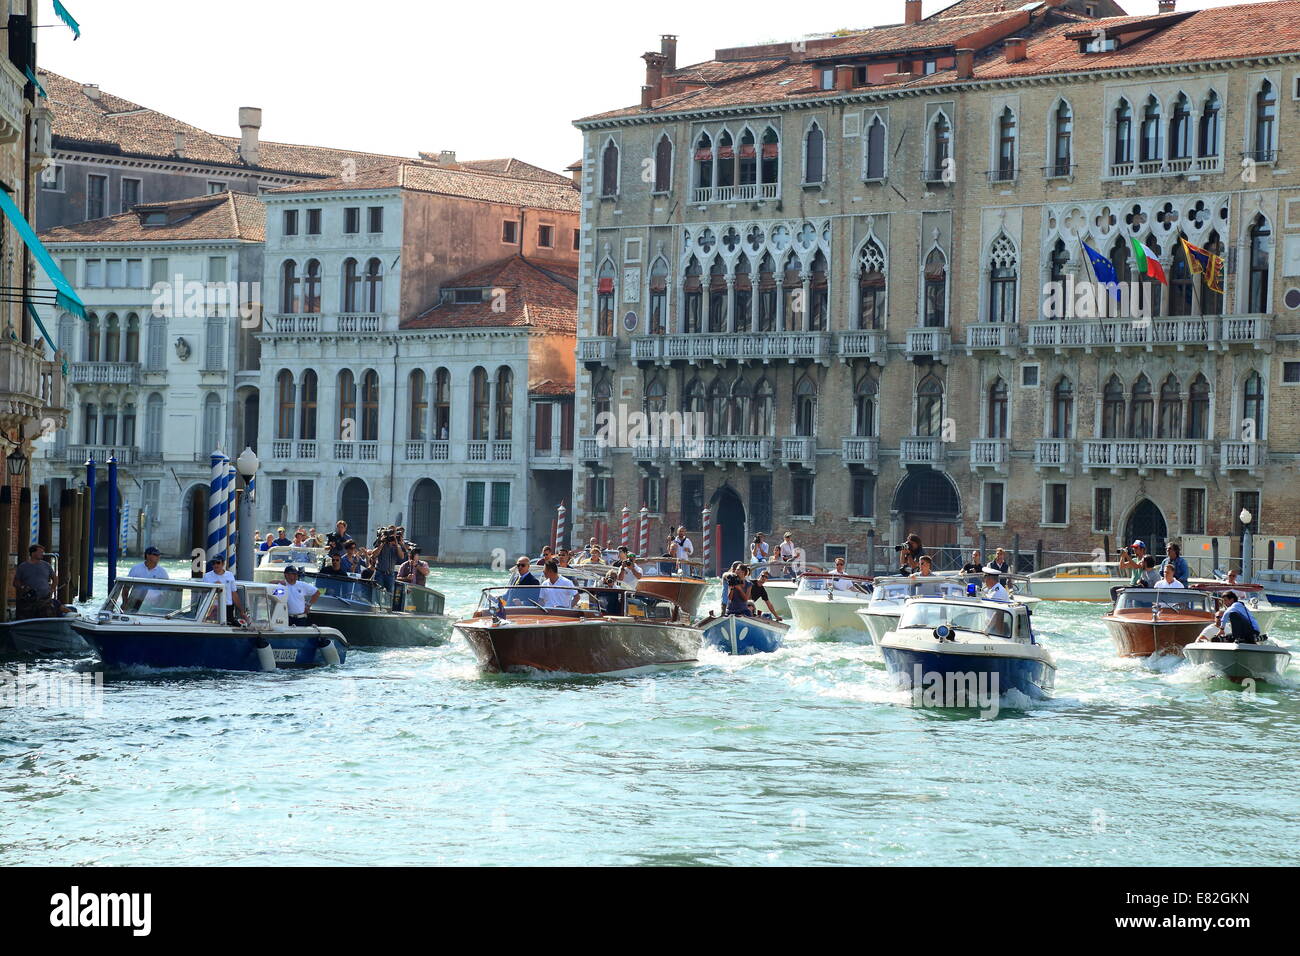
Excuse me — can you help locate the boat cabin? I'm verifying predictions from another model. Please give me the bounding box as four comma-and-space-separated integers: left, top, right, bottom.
473, 585, 681, 622
1109, 587, 1216, 614
868, 575, 971, 606
898, 597, 1035, 644
794, 573, 873, 596
632, 558, 706, 581
1030, 562, 1124, 580
257, 545, 328, 575
100, 576, 290, 629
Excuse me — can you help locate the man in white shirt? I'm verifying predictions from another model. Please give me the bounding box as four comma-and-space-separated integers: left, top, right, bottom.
202, 555, 244, 625
280, 566, 319, 626
539, 559, 577, 609
1154, 564, 1186, 590
829, 556, 856, 590
670, 527, 694, 561
981, 569, 1013, 603
128, 546, 171, 581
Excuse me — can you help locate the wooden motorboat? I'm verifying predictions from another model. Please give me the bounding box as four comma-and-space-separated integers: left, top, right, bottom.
624, 558, 711, 619
0, 610, 88, 658
697, 612, 787, 655
1024, 561, 1130, 601
880, 597, 1055, 703
71, 577, 347, 671
1101, 586, 1217, 657
253, 545, 329, 582
454, 585, 700, 675
301, 571, 448, 646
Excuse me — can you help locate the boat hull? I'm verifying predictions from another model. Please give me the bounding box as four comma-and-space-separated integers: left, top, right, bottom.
1102, 616, 1209, 657
72, 622, 347, 671
787, 594, 872, 636
0, 615, 89, 658
454, 618, 701, 675
762, 581, 797, 618
698, 614, 786, 655
858, 608, 902, 647
880, 639, 1056, 702
635, 577, 710, 619
1183, 641, 1292, 682
307, 607, 449, 647
1024, 578, 1130, 601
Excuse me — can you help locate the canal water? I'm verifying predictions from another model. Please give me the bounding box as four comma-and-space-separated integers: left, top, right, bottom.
2, 560, 1297, 866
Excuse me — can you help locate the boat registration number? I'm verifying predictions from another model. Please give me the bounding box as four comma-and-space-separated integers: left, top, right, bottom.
272, 648, 299, 663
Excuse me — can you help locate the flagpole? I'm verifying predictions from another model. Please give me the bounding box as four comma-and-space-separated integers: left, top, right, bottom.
1181, 237, 1206, 319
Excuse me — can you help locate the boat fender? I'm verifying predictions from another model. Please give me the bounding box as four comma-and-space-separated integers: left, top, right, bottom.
254, 637, 276, 672
315, 636, 341, 666
933, 624, 954, 643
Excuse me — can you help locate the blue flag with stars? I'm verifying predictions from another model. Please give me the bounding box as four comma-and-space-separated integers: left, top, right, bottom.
1081, 240, 1122, 301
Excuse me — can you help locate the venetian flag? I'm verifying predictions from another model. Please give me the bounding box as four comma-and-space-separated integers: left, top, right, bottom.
1130, 237, 1167, 285
1180, 237, 1225, 294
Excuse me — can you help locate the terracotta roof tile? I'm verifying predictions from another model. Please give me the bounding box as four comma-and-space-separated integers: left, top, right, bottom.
529, 379, 576, 396
39, 191, 265, 244
403, 256, 577, 332
267, 161, 580, 212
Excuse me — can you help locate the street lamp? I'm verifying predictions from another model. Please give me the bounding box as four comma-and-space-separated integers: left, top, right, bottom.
1239, 507, 1254, 584
6, 446, 26, 478
234, 447, 259, 580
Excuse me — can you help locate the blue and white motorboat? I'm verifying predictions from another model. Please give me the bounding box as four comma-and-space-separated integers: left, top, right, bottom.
71, 576, 347, 672
856, 574, 1038, 647
879, 597, 1055, 703
697, 611, 788, 655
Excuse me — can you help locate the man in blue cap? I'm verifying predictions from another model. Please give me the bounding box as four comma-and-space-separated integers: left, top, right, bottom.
1120, 539, 1148, 585
128, 546, 171, 581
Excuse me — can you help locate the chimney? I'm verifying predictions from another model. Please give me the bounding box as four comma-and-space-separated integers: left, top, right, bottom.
81, 83, 100, 100
238, 106, 262, 166
437, 150, 456, 165
1157, 0, 1176, 11
174, 131, 186, 153
955, 48, 974, 80
566, 159, 582, 188
643, 51, 668, 102
1004, 37, 1027, 63
660, 34, 678, 73
834, 64, 854, 92
905, 0, 922, 26
641, 85, 655, 108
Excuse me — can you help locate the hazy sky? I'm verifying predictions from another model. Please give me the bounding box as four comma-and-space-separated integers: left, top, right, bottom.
38, 0, 1244, 176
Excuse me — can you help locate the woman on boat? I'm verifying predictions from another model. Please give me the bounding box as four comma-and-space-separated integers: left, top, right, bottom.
724, 564, 753, 616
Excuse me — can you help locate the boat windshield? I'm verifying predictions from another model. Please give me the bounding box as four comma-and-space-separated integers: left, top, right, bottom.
304, 573, 388, 610
476, 585, 678, 620
795, 574, 870, 595
261, 547, 324, 568
899, 601, 1015, 638
108, 580, 214, 621
397, 584, 445, 616
870, 577, 969, 604
632, 559, 705, 580
1115, 589, 1213, 613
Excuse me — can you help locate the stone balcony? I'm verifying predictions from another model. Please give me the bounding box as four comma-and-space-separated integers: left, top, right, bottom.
676, 436, 773, 466
1033, 439, 1075, 475
529, 442, 574, 470
900, 435, 947, 467
841, 436, 880, 467
63, 445, 139, 466
969, 438, 1009, 474
1219, 440, 1265, 473
1025, 314, 1272, 354
578, 436, 609, 463
0, 344, 66, 433
266, 313, 385, 336
963, 323, 1020, 356
1080, 439, 1211, 476
905, 327, 950, 363
691, 182, 779, 205
836, 330, 886, 365
334, 440, 380, 462
405, 441, 452, 463
579, 337, 618, 369
71, 362, 141, 386
630, 332, 833, 367
780, 436, 816, 469
467, 440, 515, 463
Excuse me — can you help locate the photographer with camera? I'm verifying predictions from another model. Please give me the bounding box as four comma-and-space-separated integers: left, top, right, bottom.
326, 519, 354, 557
398, 546, 430, 588
371, 525, 406, 594
1119, 539, 1148, 584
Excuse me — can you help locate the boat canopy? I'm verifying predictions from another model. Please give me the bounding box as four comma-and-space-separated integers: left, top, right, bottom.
1029, 562, 1124, 579
869, 576, 971, 605
899, 598, 1030, 642
631, 558, 706, 580
795, 573, 873, 595
259, 546, 327, 569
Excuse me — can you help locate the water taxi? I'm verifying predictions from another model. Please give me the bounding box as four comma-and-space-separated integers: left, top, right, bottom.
1024, 561, 1130, 601
253, 545, 328, 583
785, 573, 874, 635
1101, 586, 1217, 657
300, 571, 448, 646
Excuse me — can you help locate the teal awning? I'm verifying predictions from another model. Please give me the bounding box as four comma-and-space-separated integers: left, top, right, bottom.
0, 188, 85, 319
53, 1, 81, 40
26, 299, 67, 376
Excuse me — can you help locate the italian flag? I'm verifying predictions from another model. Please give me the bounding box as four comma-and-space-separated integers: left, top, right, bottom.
1130, 237, 1167, 285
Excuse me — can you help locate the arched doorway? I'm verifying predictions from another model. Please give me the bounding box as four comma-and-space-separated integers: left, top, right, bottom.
1124, 498, 1167, 556
340, 478, 370, 541
711, 484, 745, 571
892, 469, 961, 570
410, 478, 442, 558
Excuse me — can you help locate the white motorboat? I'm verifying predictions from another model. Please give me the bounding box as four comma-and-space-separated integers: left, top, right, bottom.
786, 573, 874, 636
1184, 639, 1292, 683
880, 597, 1056, 703
1188, 582, 1282, 635
856, 575, 971, 646
254, 544, 328, 583
1024, 561, 1130, 601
